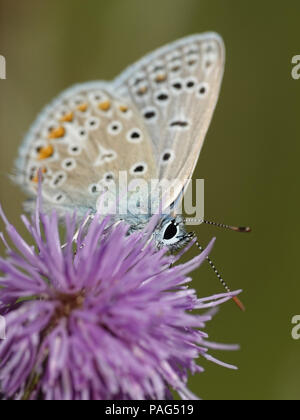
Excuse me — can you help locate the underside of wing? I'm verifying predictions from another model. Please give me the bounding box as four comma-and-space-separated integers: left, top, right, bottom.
15, 83, 158, 215
114, 33, 225, 209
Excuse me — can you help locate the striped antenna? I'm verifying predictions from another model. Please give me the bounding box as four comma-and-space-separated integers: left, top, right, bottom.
195, 239, 245, 312
203, 220, 251, 233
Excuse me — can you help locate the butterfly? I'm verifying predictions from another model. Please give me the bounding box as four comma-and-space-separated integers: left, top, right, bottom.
14, 33, 250, 307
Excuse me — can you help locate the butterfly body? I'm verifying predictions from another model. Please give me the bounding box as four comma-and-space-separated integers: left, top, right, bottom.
14, 33, 225, 251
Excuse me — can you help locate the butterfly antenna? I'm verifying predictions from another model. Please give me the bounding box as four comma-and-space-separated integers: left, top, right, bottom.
203, 220, 251, 233
195, 238, 245, 311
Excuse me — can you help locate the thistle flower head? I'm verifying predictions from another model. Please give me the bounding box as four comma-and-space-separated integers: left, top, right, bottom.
0, 198, 240, 400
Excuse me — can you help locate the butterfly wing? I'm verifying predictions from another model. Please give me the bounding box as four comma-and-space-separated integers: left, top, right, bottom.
113, 33, 225, 209
15, 33, 224, 219
15, 82, 158, 216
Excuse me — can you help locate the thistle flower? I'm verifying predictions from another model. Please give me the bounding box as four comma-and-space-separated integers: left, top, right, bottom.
0, 199, 240, 400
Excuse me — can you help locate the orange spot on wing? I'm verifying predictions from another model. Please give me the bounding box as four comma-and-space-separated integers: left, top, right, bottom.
77, 103, 88, 112
99, 101, 111, 111
119, 105, 129, 113
137, 86, 148, 95
60, 112, 73, 122
48, 126, 65, 139
155, 73, 167, 83
38, 145, 54, 160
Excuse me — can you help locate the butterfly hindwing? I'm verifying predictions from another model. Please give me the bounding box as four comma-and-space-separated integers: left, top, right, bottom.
15, 83, 158, 214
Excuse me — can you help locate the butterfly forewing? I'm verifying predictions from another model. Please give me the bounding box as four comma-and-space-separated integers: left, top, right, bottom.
114, 33, 225, 208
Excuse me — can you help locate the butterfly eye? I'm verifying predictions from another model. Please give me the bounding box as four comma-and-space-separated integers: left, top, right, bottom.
163, 220, 179, 242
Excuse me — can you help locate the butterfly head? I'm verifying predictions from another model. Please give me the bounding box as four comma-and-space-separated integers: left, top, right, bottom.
154, 215, 193, 251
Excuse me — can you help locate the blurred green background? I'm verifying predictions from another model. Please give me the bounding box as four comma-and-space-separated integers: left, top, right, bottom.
0, 0, 300, 400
